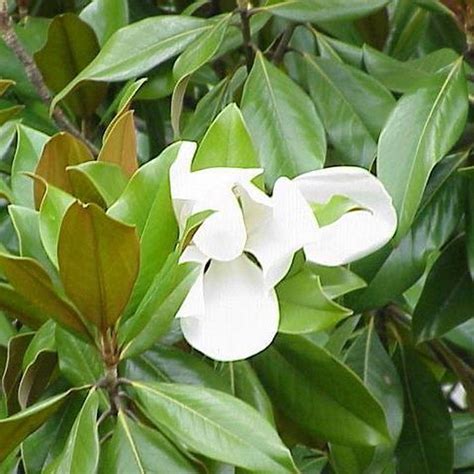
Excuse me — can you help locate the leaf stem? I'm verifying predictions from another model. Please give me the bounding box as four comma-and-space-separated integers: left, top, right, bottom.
238, 2, 254, 72
273, 24, 297, 65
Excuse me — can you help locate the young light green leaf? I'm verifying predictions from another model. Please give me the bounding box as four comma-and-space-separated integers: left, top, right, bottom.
378, 58, 468, 240
192, 103, 259, 170
241, 52, 326, 187
132, 381, 297, 472
58, 202, 140, 332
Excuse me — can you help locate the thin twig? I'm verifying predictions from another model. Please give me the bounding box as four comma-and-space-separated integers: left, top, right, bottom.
237, 1, 254, 72
273, 24, 297, 65
0, 1, 99, 155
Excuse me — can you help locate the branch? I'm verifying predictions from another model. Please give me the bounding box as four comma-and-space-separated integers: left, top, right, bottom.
237, 0, 254, 72
0, 2, 99, 155
273, 24, 297, 65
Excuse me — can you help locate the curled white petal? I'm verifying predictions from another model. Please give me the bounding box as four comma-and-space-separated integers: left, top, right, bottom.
245, 177, 319, 288
180, 255, 279, 362
294, 167, 397, 266
170, 144, 265, 261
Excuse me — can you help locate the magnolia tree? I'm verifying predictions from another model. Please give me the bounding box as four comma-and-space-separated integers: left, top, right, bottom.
0, 0, 473, 473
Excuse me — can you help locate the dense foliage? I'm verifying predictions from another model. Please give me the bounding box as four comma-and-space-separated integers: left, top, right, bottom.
0, 0, 473, 472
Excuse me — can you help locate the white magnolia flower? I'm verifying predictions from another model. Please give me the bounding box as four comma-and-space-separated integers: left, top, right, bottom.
170, 142, 397, 362
293, 167, 397, 266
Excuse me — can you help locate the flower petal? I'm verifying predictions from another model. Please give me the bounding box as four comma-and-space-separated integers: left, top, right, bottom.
245, 177, 319, 288
180, 255, 279, 361
294, 167, 397, 266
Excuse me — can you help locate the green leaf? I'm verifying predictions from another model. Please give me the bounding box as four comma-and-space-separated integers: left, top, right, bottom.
313, 265, 366, 299
0, 283, 48, 330
22, 395, 84, 474
332, 323, 404, 472
131, 381, 297, 472
311, 194, 366, 227
378, 58, 468, 240
252, 334, 390, 447
263, 0, 390, 22
363, 45, 459, 93
58, 202, 140, 332
123, 344, 229, 392
9, 205, 54, 273
11, 125, 48, 209
22, 320, 56, 369
294, 53, 395, 168
394, 345, 453, 474
101, 411, 198, 473
108, 143, 180, 313
80, 0, 129, 45
2, 333, 33, 415
241, 52, 325, 187
452, 413, 474, 469
35, 13, 106, 118
413, 237, 474, 341
0, 254, 89, 338
349, 152, 466, 311
192, 103, 259, 170
18, 350, 57, 409
38, 184, 75, 268
173, 13, 232, 81
119, 253, 199, 358
277, 264, 352, 334
67, 161, 128, 208
33, 132, 93, 209
51, 16, 210, 111
55, 327, 103, 388
0, 387, 82, 462
47, 389, 100, 474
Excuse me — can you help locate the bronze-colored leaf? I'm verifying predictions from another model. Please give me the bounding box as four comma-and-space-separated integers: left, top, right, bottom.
58, 202, 140, 333
98, 110, 138, 178
34, 132, 93, 208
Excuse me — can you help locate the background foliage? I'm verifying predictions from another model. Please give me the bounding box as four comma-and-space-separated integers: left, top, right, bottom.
0, 0, 473, 473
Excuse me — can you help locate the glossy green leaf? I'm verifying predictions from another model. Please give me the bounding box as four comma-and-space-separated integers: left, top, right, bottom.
101, 411, 198, 473
51, 16, 210, 111
314, 265, 366, 299
123, 344, 229, 392
363, 45, 459, 93
55, 327, 103, 388
132, 381, 297, 472
452, 413, 474, 469
108, 143, 180, 312
35, 13, 106, 118
173, 13, 231, 81
295, 53, 395, 168
80, 0, 129, 45
47, 389, 100, 474
241, 52, 325, 187
192, 103, 259, 170
349, 152, 466, 311
67, 161, 128, 208
119, 253, 199, 358
58, 202, 140, 332
378, 58, 468, 240
11, 125, 48, 209
33, 132, 93, 209
0, 254, 89, 338
252, 334, 390, 447
413, 237, 474, 341
263, 0, 390, 22
18, 350, 57, 409
22, 320, 56, 369
277, 264, 352, 334
9, 205, 53, 272
0, 388, 82, 462
2, 333, 33, 415
39, 184, 75, 268
394, 345, 453, 474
